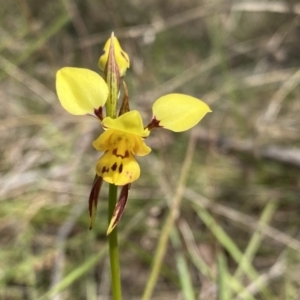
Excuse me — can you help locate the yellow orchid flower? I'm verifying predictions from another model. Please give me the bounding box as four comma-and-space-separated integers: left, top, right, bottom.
56, 33, 211, 234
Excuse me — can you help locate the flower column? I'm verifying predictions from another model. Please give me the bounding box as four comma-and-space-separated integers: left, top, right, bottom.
100, 33, 129, 300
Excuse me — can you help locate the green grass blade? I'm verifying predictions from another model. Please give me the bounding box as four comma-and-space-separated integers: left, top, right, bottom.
217, 249, 231, 300
234, 200, 278, 280
171, 228, 196, 300
192, 204, 276, 299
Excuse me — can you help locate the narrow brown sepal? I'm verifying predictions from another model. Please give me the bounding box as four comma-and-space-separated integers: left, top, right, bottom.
106, 184, 130, 235
88, 175, 103, 229
118, 81, 130, 116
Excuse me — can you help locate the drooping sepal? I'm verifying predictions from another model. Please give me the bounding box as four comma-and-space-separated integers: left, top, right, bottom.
88, 175, 103, 229
151, 93, 211, 132
107, 184, 130, 235
56, 67, 109, 116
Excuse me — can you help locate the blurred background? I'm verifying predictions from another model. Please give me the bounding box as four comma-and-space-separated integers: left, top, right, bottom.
1, 0, 300, 299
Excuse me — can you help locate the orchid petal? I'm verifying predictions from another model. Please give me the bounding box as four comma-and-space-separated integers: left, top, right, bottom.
102, 111, 149, 138
152, 93, 211, 132
132, 135, 151, 156
95, 135, 141, 185
56, 67, 108, 115
93, 129, 151, 158
93, 129, 115, 152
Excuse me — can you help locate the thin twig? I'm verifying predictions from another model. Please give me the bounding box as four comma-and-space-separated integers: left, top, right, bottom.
259, 69, 300, 125
232, 2, 300, 15
185, 189, 300, 253
194, 129, 300, 168
0, 56, 57, 106
234, 253, 286, 300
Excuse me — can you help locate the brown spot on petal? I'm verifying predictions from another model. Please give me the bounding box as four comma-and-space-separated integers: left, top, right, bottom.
111, 162, 117, 171
119, 164, 123, 173
102, 166, 109, 174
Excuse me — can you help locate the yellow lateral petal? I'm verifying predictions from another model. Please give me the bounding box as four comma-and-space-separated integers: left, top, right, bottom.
93, 129, 115, 151
102, 111, 149, 138
98, 33, 130, 77
56, 67, 108, 115
132, 135, 151, 156
152, 93, 211, 132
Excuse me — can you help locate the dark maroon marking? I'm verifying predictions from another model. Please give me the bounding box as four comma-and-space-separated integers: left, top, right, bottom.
88, 175, 103, 230
102, 166, 109, 174
111, 162, 117, 171
145, 118, 161, 131
112, 148, 130, 159
94, 107, 103, 121
119, 164, 123, 173
121, 51, 129, 62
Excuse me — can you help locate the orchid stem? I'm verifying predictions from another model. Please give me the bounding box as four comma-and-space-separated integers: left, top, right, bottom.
108, 184, 122, 300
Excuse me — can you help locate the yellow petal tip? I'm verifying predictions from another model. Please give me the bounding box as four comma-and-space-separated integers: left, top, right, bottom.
106, 220, 116, 235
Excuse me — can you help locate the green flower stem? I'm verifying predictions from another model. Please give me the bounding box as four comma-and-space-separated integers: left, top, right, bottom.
104, 33, 123, 300
108, 184, 122, 300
